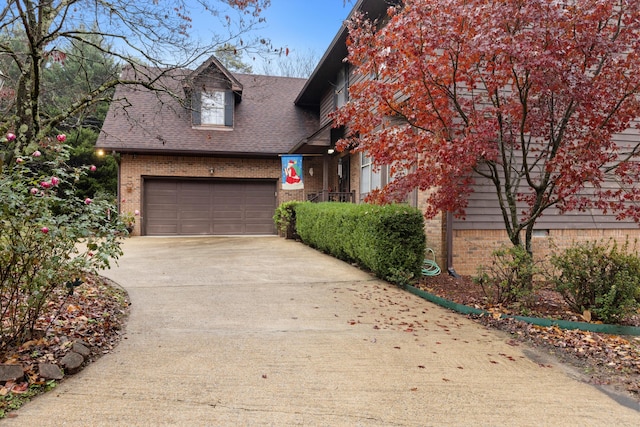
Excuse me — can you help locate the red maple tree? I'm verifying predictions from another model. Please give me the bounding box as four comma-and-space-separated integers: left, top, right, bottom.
332, 0, 640, 253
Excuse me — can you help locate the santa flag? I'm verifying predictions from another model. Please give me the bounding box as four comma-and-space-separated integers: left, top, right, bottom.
281, 155, 304, 190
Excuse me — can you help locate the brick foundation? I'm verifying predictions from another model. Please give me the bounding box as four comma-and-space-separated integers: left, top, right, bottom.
451, 228, 640, 276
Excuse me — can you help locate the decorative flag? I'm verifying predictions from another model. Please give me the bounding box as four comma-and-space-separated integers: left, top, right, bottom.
281, 155, 304, 190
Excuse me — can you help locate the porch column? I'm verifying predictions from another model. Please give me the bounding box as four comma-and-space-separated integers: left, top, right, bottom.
322, 153, 329, 201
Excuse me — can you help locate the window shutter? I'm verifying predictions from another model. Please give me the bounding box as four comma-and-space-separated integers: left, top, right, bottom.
224, 90, 234, 127
191, 91, 201, 126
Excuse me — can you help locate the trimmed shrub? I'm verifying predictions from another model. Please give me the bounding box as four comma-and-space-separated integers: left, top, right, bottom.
473, 245, 540, 306
549, 240, 640, 323
295, 202, 426, 284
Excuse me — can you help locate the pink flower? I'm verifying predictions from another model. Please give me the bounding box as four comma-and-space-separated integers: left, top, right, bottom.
6, 133, 16, 142
134, 210, 140, 216
41, 227, 49, 234
56, 134, 66, 142
84, 198, 92, 205
16, 157, 23, 164
30, 188, 38, 195
90, 165, 97, 172
32, 150, 41, 157
51, 176, 60, 186
87, 251, 94, 257
40, 181, 52, 189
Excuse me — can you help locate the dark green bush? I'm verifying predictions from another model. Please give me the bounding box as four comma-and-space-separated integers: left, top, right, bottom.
549, 240, 640, 323
473, 245, 539, 306
295, 202, 426, 284
273, 201, 302, 239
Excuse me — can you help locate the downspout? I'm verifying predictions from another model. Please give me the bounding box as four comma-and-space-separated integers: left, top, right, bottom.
116, 152, 121, 215
446, 211, 459, 277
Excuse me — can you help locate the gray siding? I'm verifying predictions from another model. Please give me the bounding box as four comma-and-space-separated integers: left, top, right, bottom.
454, 129, 640, 230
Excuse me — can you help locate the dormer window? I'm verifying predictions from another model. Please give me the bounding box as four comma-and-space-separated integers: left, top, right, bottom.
186, 56, 242, 129
191, 89, 235, 128
201, 91, 226, 125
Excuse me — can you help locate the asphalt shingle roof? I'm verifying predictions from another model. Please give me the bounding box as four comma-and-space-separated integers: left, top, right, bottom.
97, 67, 318, 156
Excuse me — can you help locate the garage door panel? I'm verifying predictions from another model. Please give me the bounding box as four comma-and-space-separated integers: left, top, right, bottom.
180, 223, 211, 235
147, 224, 179, 235
144, 179, 275, 236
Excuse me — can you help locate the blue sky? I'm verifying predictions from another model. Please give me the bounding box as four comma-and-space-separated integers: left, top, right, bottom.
187, 0, 355, 69
257, 0, 354, 55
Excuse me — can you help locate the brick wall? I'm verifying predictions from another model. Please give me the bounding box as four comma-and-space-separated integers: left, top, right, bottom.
452, 228, 640, 276
119, 154, 331, 235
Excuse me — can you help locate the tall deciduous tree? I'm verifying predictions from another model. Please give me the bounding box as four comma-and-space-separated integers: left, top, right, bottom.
333, 0, 640, 253
0, 0, 270, 160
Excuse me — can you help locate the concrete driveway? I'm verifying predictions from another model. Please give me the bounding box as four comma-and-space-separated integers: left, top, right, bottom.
8, 237, 640, 426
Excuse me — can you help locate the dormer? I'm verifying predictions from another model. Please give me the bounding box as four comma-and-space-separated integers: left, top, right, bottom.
184, 56, 243, 129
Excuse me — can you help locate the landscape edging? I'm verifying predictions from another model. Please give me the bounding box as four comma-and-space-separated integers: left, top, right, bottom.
406, 284, 640, 336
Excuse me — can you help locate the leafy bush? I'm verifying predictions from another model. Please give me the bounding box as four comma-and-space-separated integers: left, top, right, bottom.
473, 245, 539, 306
0, 132, 125, 351
295, 202, 426, 284
273, 201, 302, 239
549, 240, 640, 323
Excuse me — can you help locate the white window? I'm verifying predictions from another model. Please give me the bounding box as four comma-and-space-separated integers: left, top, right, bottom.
360, 153, 385, 199
201, 91, 225, 125
192, 89, 233, 128
335, 66, 349, 109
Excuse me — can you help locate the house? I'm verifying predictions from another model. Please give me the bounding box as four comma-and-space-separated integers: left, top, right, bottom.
291, 0, 640, 275
97, 57, 326, 236
98, 0, 640, 275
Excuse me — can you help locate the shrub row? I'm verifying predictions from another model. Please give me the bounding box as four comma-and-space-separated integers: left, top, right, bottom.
294, 202, 426, 284
476, 239, 640, 324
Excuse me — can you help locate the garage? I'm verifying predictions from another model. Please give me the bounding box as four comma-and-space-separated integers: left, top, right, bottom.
143, 179, 277, 236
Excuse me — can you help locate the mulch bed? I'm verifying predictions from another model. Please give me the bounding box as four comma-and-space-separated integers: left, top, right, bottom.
417, 274, 640, 401
1, 275, 130, 417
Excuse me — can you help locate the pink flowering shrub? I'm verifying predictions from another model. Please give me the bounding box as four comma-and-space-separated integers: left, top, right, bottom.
0, 132, 126, 349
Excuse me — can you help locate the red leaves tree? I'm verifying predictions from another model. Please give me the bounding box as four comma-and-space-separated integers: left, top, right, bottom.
333, 0, 640, 254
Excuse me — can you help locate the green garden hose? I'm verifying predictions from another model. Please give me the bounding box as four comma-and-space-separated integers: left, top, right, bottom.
422, 248, 441, 276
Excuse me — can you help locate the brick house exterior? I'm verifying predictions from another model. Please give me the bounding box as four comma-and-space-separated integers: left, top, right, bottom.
97, 58, 325, 236
98, 0, 640, 275
293, 0, 640, 275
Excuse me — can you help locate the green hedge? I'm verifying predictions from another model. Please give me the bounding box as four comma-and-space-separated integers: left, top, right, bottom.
295, 202, 426, 284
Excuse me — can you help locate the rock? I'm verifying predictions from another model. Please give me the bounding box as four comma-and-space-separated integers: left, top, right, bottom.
72, 342, 91, 359
38, 363, 64, 380
0, 364, 24, 382
61, 352, 84, 374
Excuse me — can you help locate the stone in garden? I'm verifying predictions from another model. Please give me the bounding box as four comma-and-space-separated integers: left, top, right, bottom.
38, 363, 64, 380
0, 364, 24, 382
72, 342, 91, 359
61, 352, 84, 374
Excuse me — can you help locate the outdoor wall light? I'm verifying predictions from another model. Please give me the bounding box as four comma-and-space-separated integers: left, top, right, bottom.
309, 167, 314, 176
209, 167, 215, 174
327, 148, 335, 154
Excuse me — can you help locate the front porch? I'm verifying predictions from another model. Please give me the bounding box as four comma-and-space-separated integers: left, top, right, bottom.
307, 190, 355, 203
